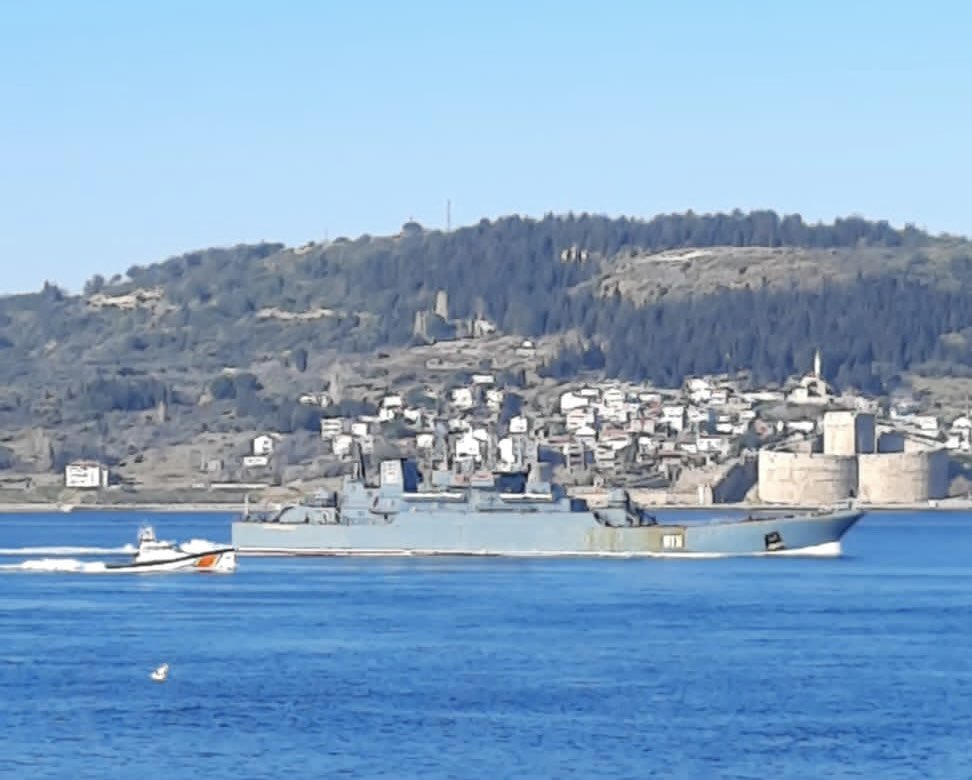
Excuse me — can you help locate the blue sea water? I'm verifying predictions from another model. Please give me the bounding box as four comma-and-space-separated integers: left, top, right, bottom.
1, 510, 971, 779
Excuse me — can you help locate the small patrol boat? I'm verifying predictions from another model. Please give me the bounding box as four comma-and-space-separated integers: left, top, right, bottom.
105, 526, 237, 573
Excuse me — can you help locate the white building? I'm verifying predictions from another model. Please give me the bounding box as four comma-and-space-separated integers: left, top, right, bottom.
786, 419, 816, 434
565, 407, 595, 432
746, 389, 785, 403
661, 405, 686, 433
320, 418, 345, 439
593, 444, 617, 466
509, 415, 529, 434
628, 417, 656, 435
498, 436, 516, 465
599, 431, 632, 452
911, 415, 940, 435
332, 434, 353, 457
451, 387, 474, 410
945, 434, 970, 452
696, 436, 731, 457
637, 436, 659, 456
252, 434, 276, 456
685, 377, 711, 394
381, 394, 404, 410
687, 408, 710, 426
455, 431, 482, 461
709, 389, 728, 406
242, 455, 269, 468
486, 389, 505, 411
573, 424, 597, 449
950, 415, 972, 432
602, 387, 625, 408
448, 417, 470, 433
559, 391, 590, 414
64, 461, 109, 489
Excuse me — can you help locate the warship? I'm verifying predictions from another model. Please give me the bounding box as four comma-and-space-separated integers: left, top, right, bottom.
231, 453, 864, 558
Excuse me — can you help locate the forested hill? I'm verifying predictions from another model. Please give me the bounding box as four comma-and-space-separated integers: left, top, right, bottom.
1, 210, 971, 407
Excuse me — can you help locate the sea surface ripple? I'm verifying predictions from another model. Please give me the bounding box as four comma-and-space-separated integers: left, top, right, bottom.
1, 510, 971, 779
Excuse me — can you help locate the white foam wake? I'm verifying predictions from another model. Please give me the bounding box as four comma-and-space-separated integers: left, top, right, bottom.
0, 558, 109, 573
0, 545, 135, 556
757, 541, 842, 557
179, 539, 224, 554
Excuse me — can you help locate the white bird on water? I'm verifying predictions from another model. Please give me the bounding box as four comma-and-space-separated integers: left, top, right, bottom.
150, 663, 169, 682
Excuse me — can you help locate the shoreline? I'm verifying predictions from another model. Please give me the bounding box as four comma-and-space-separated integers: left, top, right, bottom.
0, 500, 970, 514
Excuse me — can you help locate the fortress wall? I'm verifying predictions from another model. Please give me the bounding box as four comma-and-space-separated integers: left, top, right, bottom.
758, 451, 857, 505
857, 450, 949, 503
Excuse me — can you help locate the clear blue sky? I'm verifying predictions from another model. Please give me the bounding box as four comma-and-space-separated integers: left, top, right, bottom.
1, 1, 969, 294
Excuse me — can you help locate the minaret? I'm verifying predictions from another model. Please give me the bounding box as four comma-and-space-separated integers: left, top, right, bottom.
412, 310, 428, 339
813, 348, 822, 379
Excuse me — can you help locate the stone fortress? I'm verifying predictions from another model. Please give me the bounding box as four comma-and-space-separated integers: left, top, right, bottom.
758, 409, 950, 505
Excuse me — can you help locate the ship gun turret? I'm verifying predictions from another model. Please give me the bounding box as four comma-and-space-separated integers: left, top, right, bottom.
593, 489, 658, 528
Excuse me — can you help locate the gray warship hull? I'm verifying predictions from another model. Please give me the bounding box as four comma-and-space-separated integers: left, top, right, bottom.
231, 506, 864, 558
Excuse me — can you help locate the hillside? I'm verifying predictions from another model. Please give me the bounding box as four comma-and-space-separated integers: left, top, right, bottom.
1, 209, 971, 489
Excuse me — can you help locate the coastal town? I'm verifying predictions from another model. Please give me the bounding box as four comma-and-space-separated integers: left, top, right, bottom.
8, 325, 970, 510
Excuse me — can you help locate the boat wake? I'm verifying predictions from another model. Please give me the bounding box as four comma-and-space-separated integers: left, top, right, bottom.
0, 558, 109, 573
756, 541, 842, 558
0, 545, 136, 556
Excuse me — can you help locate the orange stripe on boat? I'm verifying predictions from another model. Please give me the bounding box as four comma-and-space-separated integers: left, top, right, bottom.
195, 554, 218, 568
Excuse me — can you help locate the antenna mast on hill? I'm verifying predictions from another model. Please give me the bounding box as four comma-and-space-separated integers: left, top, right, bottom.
446, 199, 451, 233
